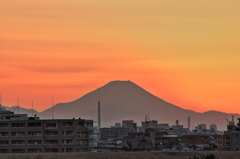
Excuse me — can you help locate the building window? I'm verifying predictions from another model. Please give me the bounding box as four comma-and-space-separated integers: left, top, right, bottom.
28, 131, 41, 136
28, 140, 42, 145
46, 123, 57, 128
12, 149, 25, 153
76, 122, 84, 126
12, 132, 25, 136
0, 149, 9, 153
28, 122, 41, 127
45, 148, 58, 153
28, 149, 41, 153
45, 131, 58, 136
0, 132, 8, 137
0, 123, 8, 128
12, 140, 25, 145
11, 123, 25, 127
63, 148, 73, 152
62, 122, 73, 126
0, 141, 8, 145
45, 140, 58, 144
62, 131, 73, 136
62, 139, 73, 144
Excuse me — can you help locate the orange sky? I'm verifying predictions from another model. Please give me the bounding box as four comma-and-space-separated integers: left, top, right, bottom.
1, 0, 240, 113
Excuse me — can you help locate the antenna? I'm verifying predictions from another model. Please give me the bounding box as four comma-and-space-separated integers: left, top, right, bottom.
0, 93, 2, 107
148, 109, 150, 121
226, 119, 229, 125
0, 93, 2, 110
17, 98, 19, 114
52, 97, 54, 119
188, 116, 190, 130
32, 100, 33, 117
98, 101, 101, 129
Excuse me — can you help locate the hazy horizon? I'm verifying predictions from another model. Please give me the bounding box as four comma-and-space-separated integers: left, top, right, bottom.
2, 80, 240, 116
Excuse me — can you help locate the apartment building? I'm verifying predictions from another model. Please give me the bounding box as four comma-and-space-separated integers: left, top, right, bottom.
0, 108, 95, 153
181, 134, 231, 151
100, 127, 129, 140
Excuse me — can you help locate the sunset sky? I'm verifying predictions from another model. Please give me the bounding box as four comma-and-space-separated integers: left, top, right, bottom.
1, 0, 240, 113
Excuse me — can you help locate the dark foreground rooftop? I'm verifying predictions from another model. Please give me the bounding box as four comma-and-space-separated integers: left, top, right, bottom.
0, 151, 240, 159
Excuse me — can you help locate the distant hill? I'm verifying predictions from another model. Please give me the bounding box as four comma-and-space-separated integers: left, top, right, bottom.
40, 80, 240, 130
3, 105, 50, 119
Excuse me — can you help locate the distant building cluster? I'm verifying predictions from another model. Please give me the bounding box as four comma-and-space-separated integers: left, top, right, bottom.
1, 101, 240, 153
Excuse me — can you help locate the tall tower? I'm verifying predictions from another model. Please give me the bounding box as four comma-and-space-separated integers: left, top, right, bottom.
188, 116, 190, 130
98, 101, 101, 129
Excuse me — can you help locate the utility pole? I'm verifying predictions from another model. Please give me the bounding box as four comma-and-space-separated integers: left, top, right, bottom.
17, 98, 19, 114
32, 100, 33, 117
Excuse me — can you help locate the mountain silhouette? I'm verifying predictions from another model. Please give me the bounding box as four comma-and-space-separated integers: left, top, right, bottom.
4, 105, 49, 118
40, 80, 240, 130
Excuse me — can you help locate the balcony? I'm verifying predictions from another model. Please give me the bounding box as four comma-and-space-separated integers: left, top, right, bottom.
62, 122, 73, 127
62, 139, 73, 144
28, 122, 42, 127
0, 124, 8, 128
45, 140, 58, 145
0, 141, 9, 145
12, 141, 25, 145
45, 123, 57, 129
28, 140, 42, 145
11, 123, 25, 128
28, 131, 41, 136
62, 131, 73, 136
12, 132, 25, 137
45, 131, 58, 136
0, 132, 8, 137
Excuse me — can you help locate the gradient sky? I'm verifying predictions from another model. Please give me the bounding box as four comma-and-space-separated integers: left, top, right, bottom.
1, 0, 240, 113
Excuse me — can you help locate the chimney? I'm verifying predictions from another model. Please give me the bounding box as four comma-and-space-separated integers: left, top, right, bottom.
98, 101, 101, 129
232, 115, 234, 122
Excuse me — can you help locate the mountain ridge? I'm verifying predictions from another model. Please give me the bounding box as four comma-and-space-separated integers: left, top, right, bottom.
39, 80, 239, 130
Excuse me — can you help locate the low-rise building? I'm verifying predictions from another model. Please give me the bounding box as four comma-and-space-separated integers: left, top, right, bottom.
100, 127, 129, 140
0, 107, 95, 153
181, 134, 231, 151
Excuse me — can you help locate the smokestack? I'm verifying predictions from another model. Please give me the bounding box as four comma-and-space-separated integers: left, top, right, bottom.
232, 115, 234, 122
188, 116, 190, 130
98, 101, 101, 129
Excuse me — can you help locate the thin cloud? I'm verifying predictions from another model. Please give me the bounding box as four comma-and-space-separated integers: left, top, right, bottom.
18, 84, 88, 88
27, 66, 97, 73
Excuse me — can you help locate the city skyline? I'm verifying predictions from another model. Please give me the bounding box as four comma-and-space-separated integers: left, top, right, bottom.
1, 0, 240, 113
